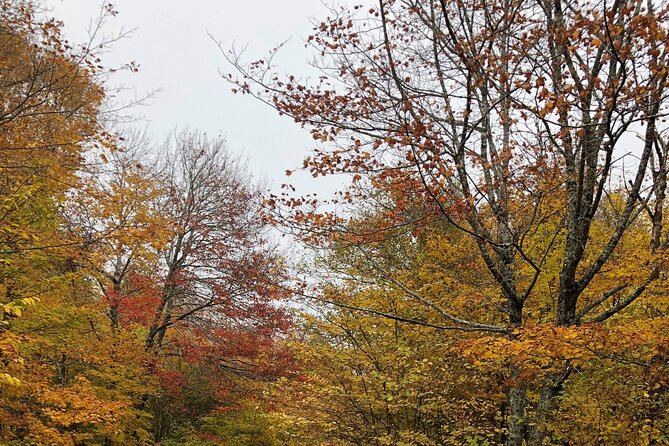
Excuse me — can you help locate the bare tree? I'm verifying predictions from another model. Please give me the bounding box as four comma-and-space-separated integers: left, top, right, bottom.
145, 130, 282, 350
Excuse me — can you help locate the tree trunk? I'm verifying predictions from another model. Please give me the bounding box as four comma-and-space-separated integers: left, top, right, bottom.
526, 366, 571, 446
507, 363, 527, 446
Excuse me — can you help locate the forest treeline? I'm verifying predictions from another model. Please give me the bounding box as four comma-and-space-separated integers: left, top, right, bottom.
3, 0, 669, 445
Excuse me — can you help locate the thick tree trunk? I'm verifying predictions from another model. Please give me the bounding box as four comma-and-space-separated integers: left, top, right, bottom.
526, 368, 570, 446
507, 363, 527, 446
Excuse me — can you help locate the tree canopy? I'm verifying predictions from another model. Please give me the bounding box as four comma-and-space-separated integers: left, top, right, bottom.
4, 0, 669, 444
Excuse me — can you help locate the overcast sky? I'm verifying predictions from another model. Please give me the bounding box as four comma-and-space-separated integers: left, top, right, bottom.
46, 0, 336, 192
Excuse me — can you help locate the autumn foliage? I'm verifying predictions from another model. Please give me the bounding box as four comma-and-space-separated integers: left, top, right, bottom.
228, 0, 669, 444
5, 0, 669, 445
0, 2, 289, 445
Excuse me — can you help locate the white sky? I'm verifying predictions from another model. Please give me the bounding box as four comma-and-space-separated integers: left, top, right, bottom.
46, 0, 337, 193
